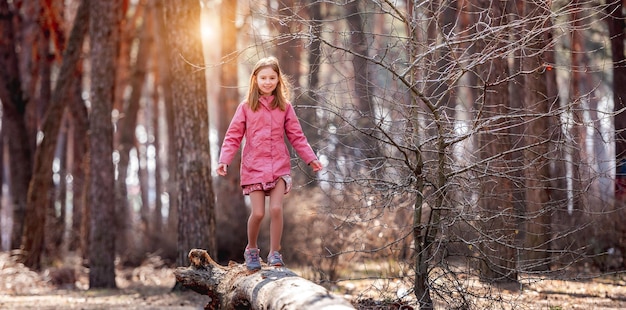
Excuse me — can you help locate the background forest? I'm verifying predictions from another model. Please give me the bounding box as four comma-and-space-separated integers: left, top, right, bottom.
1, 0, 626, 309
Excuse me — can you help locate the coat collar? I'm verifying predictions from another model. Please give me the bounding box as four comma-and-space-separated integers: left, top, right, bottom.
259, 95, 275, 109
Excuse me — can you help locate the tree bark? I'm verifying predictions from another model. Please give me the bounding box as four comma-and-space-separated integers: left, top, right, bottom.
272, 0, 302, 90
67, 60, 88, 255
114, 12, 152, 264
608, 0, 626, 197
568, 0, 589, 211
475, 0, 517, 283
162, 0, 217, 268
344, 1, 381, 169
174, 249, 355, 310
88, 0, 120, 288
19, 0, 88, 269
520, 0, 552, 272
301, 0, 322, 140
215, 0, 247, 262
0, 0, 33, 251
405, 1, 433, 308
151, 0, 178, 238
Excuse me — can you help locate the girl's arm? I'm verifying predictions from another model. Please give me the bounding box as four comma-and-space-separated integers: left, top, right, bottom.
284, 104, 320, 169
218, 103, 246, 168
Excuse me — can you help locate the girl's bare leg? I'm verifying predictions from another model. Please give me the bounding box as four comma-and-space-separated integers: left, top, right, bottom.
247, 190, 266, 249
268, 180, 286, 253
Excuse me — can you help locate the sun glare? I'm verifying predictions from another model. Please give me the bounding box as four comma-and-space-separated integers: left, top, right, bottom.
200, 16, 216, 43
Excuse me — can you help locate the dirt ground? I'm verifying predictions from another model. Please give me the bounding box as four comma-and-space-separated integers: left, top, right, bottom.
0, 252, 210, 309
2, 252, 626, 309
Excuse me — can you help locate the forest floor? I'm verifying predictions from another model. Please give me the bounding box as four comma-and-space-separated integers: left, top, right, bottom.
2, 252, 626, 309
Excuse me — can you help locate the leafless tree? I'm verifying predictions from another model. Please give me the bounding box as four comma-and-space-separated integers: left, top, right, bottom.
241, 0, 623, 308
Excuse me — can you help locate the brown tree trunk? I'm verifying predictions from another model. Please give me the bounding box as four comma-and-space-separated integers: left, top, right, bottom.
215, 0, 247, 262
425, 0, 453, 117
38, 6, 61, 264
505, 1, 527, 226
296, 1, 322, 172
404, 1, 434, 308
344, 1, 381, 168
475, 0, 517, 283
609, 1, 626, 198
162, 0, 217, 268
147, 1, 165, 248
545, 35, 571, 269
137, 135, 151, 248
19, 0, 40, 158
607, 0, 626, 266
273, 0, 302, 90
520, 0, 553, 272
19, 0, 88, 269
88, 0, 120, 288
569, 0, 589, 211
300, 0, 322, 142
153, 0, 178, 240
45, 115, 68, 263
67, 60, 88, 254
151, 71, 163, 241
174, 249, 355, 310
114, 12, 152, 264
0, 0, 33, 251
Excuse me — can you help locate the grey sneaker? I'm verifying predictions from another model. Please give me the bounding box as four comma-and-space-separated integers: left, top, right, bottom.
267, 251, 284, 266
244, 248, 262, 270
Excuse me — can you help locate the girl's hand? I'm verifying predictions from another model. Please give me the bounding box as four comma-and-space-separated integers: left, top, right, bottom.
217, 163, 228, 176
309, 160, 323, 172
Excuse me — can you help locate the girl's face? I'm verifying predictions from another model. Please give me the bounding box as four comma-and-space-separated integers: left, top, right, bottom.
256, 67, 279, 96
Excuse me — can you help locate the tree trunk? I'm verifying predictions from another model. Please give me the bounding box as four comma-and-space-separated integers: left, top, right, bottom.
137, 135, 151, 247
505, 1, 527, 229
568, 0, 589, 212
425, 0, 453, 118
152, 0, 178, 240
607, 0, 626, 267
344, 1, 381, 169
150, 71, 163, 241
174, 249, 355, 310
67, 60, 88, 254
88, 0, 120, 288
608, 0, 626, 198
300, 0, 322, 142
44, 114, 68, 263
296, 1, 322, 189
216, 1, 247, 261
19, 0, 88, 269
403, 1, 433, 308
162, 0, 217, 268
215, 0, 247, 263
273, 0, 302, 90
475, 0, 517, 283
0, 0, 33, 251
115, 13, 152, 264
520, 0, 553, 272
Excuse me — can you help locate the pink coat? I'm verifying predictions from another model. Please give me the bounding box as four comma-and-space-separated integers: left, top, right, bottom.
218, 96, 318, 186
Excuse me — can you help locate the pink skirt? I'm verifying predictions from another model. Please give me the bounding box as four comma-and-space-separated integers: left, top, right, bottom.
242, 175, 292, 196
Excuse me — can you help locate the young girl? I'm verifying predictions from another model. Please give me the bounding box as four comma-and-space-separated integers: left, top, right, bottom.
216, 56, 323, 270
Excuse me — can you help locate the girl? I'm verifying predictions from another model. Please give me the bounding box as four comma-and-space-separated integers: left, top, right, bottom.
216, 56, 323, 270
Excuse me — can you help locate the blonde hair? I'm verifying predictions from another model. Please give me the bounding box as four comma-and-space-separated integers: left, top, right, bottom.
246, 56, 291, 111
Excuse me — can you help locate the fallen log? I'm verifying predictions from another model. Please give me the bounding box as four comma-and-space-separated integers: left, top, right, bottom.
174, 248, 355, 310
